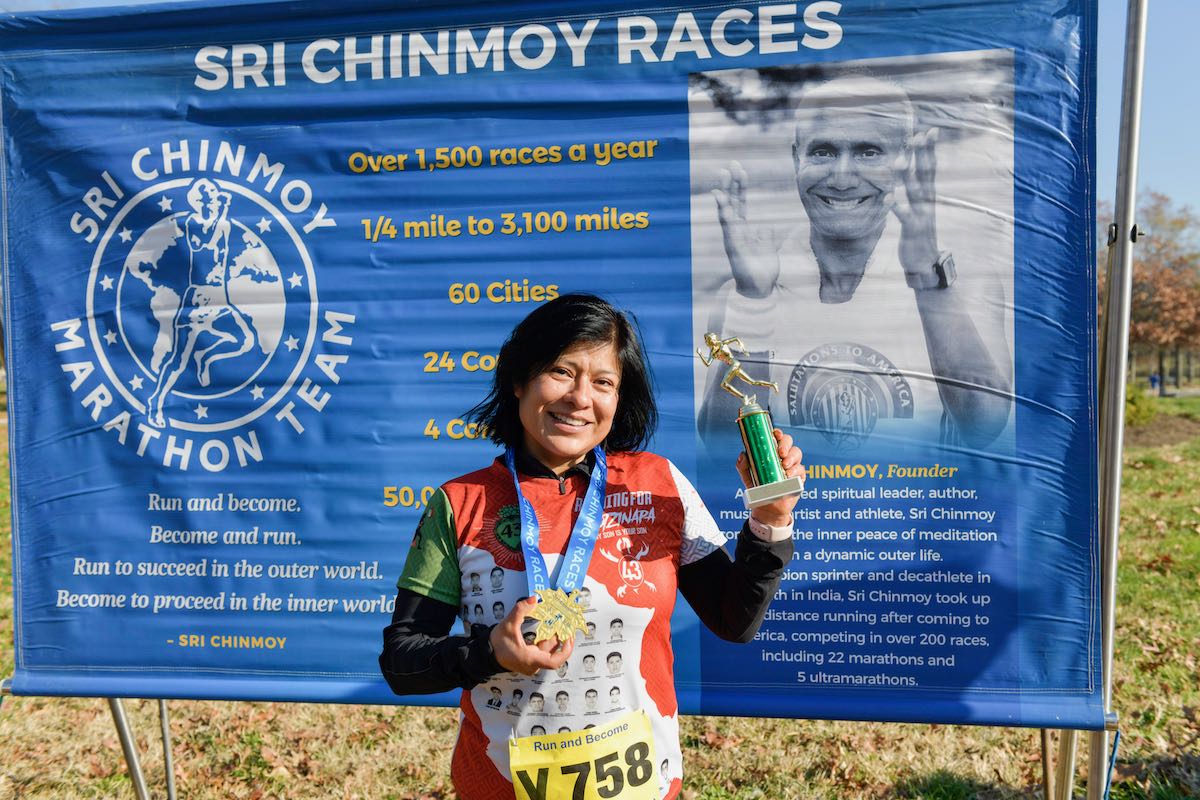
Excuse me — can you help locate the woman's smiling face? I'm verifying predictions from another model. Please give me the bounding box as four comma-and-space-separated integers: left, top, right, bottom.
514, 341, 620, 474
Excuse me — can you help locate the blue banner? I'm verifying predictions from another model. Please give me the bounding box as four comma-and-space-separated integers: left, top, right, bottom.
1, 0, 1101, 729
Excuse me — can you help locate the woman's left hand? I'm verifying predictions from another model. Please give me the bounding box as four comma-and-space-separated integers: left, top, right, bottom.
735, 428, 805, 528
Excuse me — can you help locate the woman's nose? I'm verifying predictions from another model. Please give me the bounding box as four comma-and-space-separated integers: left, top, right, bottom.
562, 378, 592, 406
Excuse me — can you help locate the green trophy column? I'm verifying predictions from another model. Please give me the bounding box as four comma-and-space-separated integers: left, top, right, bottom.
738, 402, 785, 485
736, 400, 805, 509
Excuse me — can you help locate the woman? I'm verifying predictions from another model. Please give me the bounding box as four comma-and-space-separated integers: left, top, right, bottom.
380, 294, 804, 799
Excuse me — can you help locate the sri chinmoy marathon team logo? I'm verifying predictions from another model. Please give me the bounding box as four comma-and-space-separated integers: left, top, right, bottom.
786, 342, 913, 452
52, 140, 352, 472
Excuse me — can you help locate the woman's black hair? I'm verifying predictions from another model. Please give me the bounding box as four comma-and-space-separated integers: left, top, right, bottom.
466, 293, 658, 453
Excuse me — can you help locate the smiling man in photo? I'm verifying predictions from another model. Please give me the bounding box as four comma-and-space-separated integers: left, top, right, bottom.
696, 65, 1013, 454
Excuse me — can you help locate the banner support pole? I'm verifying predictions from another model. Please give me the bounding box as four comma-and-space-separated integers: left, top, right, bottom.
1055, 730, 1078, 800
1089, 0, 1149, 797
159, 700, 177, 800
107, 698, 152, 800
1040, 729, 1056, 799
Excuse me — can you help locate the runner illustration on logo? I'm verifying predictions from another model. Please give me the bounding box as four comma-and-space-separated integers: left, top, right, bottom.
99, 174, 297, 434
144, 178, 259, 427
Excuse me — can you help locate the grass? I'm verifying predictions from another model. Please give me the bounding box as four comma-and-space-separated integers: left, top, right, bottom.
1, 401, 1198, 799
1104, 410, 1200, 800
1154, 394, 1200, 419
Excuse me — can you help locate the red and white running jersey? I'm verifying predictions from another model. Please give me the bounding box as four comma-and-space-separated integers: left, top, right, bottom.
398, 450, 726, 800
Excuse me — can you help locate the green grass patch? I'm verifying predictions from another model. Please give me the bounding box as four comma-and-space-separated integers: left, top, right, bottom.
1111, 435, 1200, 800
1110, 773, 1198, 800
1155, 394, 1200, 419
895, 771, 996, 800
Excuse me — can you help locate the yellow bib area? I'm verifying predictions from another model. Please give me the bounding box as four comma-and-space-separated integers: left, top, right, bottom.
509, 710, 659, 800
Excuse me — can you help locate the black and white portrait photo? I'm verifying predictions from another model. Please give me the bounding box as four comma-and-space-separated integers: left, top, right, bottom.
690, 50, 1016, 456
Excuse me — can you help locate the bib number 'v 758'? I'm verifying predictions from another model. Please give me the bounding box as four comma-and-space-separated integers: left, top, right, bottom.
509, 710, 658, 800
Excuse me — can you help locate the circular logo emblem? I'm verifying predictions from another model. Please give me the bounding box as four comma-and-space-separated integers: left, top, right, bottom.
493, 504, 522, 552
787, 342, 912, 451
87, 177, 316, 433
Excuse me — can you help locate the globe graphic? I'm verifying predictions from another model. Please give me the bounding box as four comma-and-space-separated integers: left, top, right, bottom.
119, 213, 286, 399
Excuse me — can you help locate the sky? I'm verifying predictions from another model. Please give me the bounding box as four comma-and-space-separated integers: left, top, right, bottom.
0, 0, 1193, 214
1096, 0, 1198, 213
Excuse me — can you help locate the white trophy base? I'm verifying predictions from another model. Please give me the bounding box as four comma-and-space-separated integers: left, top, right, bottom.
744, 476, 806, 509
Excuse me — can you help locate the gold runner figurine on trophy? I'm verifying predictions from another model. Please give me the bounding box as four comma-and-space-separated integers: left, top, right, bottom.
698, 332, 804, 509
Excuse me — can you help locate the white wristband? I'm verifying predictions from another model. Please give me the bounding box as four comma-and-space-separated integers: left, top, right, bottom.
748, 515, 793, 543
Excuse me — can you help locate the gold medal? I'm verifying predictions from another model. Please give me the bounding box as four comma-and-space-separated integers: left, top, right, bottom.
529, 588, 587, 644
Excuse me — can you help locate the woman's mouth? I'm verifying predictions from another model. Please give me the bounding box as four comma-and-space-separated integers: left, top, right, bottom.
548, 411, 589, 428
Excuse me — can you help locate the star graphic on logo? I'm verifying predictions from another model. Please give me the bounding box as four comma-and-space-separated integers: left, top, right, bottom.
118, 228, 133, 243
250, 384, 265, 400
256, 217, 272, 233
129, 375, 144, 391
288, 273, 303, 289
99, 275, 114, 291
284, 335, 299, 352
103, 330, 118, 346
158, 196, 173, 212
194, 403, 209, 420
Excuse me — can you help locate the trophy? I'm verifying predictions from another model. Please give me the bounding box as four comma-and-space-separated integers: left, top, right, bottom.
698, 333, 805, 509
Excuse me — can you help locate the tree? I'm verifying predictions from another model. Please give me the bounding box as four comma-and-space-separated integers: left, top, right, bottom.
1102, 192, 1200, 394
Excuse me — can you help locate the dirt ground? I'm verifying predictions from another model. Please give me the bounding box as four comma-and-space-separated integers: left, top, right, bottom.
1124, 412, 1200, 448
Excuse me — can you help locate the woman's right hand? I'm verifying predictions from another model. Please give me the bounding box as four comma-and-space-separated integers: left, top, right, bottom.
489, 595, 574, 676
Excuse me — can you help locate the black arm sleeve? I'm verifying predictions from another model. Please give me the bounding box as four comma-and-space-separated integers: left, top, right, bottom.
678, 522, 792, 644
379, 587, 505, 695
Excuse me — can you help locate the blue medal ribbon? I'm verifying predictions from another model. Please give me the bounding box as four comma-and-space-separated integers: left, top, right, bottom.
503, 446, 608, 597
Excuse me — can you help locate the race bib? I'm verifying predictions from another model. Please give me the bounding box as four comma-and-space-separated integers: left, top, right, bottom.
509, 710, 659, 800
